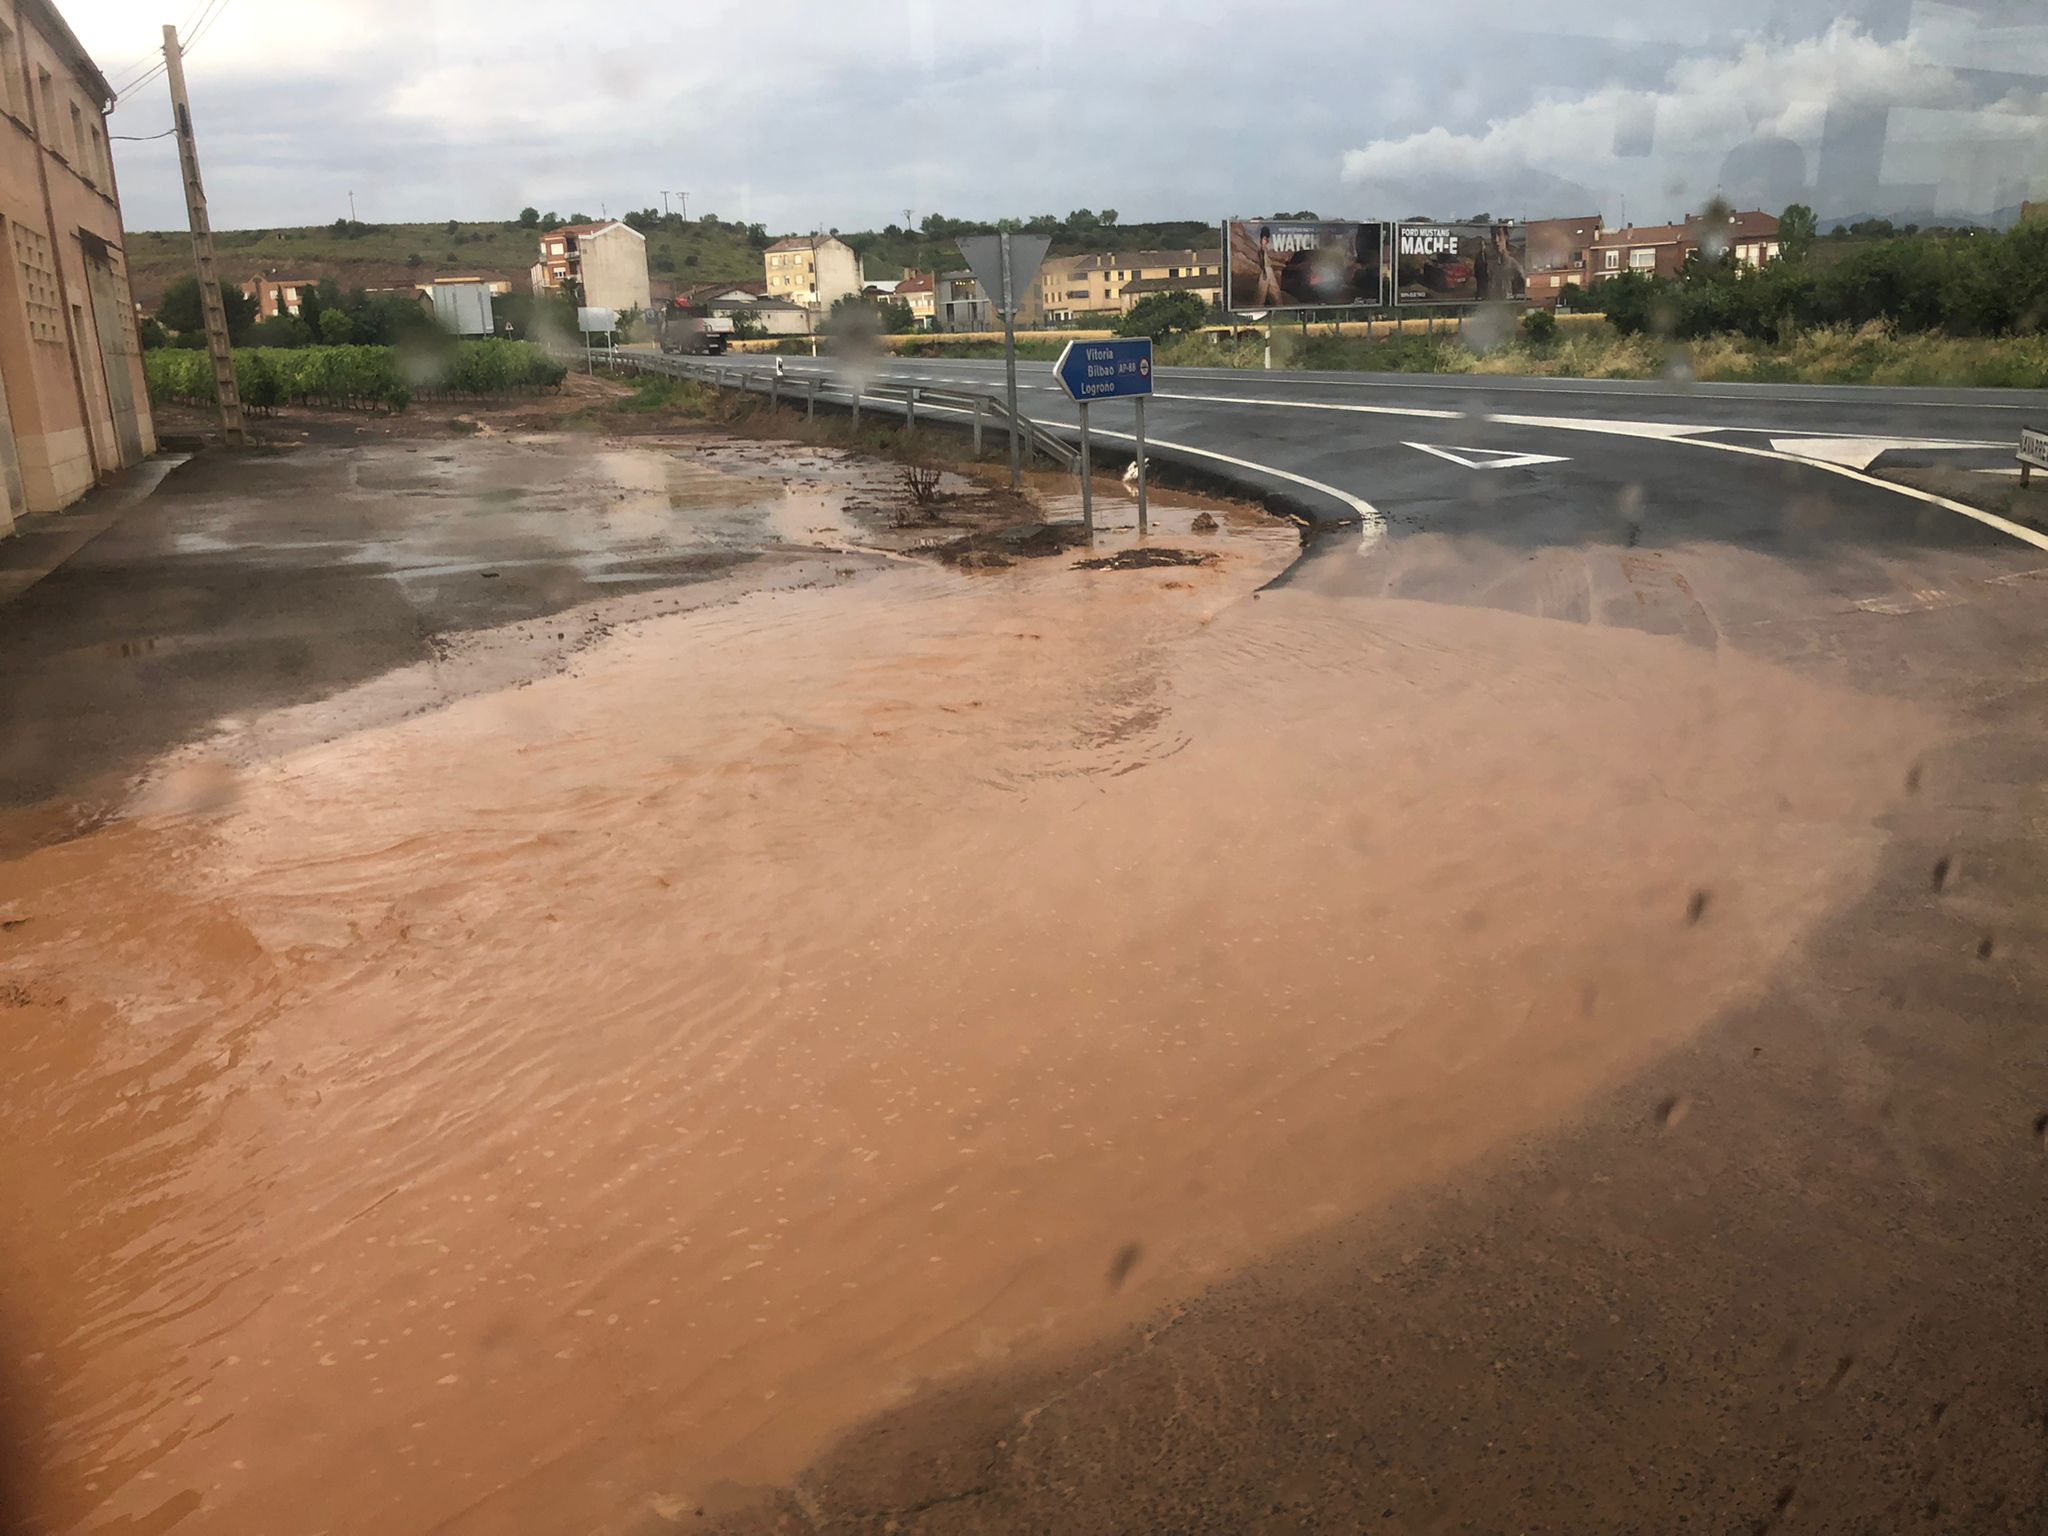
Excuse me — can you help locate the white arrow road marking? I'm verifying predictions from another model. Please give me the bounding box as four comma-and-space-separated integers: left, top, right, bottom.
1404, 441, 1572, 470
1765, 436, 2008, 471
1489, 412, 2048, 553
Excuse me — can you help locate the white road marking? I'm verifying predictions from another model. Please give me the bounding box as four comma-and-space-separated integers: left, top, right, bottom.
1029, 416, 1385, 552
1491, 411, 2048, 553
1404, 441, 1572, 470
1765, 435, 2010, 471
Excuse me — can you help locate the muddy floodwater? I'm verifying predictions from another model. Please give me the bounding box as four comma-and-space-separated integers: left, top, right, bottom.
0, 436, 1931, 1534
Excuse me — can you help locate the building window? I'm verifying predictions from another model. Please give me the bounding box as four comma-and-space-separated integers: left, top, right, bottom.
36, 68, 54, 144
69, 101, 87, 177
1629, 248, 1655, 270
90, 125, 107, 187
0, 24, 14, 117
1601, 250, 1620, 270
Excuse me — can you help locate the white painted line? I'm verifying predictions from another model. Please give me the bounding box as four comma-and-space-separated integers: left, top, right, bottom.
1490, 411, 2048, 553
1037, 416, 1385, 552
1404, 441, 1571, 470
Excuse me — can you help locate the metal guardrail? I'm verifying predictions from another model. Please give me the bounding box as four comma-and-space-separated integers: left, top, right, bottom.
572, 348, 1080, 474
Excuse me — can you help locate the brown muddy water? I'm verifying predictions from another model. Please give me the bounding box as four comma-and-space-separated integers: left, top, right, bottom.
0, 443, 1931, 1534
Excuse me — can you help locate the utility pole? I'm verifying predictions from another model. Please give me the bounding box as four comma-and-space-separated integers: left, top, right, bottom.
163, 24, 243, 446
661, 190, 671, 216
347, 189, 355, 223
677, 191, 687, 221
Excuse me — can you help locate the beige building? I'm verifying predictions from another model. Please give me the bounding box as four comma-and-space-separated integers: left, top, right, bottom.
1041, 249, 1222, 322
0, 0, 154, 532
529, 220, 651, 313
897, 271, 934, 328
762, 235, 860, 312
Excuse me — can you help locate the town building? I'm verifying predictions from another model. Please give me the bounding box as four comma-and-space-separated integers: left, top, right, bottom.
1587, 210, 1781, 285
1041, 249, 1222, 322
897, 271, 934, 329
0, 0, 154, 532
529, 220, 651, 313
936, 272, 989, 331
243, 272, 320, 319
761, 235, 860, 312
671, 281, 809, 336
1522, 214, 1602, 308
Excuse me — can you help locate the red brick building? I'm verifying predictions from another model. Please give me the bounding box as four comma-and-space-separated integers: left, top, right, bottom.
1587, 209, 1781, 289
1523, 214, 1602, 309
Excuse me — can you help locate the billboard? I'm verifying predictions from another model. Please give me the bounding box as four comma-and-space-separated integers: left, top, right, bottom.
1225, 220, 1386, 311
1393, 221, 1527, 305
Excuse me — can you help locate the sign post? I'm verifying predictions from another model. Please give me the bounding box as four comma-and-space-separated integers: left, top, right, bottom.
1054, 336, 1155, 542
958, 234, 1050, 491
2020, 426, 2047, 490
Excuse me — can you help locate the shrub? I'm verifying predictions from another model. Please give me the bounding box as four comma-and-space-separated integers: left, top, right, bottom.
144, 340, 564, 413
1521, 309, 1559, 345
1116, 289, 1209, 340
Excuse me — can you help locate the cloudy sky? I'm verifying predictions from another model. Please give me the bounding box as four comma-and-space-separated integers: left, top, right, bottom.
81, 0, 2047, 235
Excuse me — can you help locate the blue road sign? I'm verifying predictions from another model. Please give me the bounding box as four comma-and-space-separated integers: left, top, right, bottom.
1054, 337, 1154, 402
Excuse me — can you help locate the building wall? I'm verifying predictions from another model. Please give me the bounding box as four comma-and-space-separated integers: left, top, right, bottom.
812, 239, 859, 311
0, 0, 154, 527
578, 226, 649, 313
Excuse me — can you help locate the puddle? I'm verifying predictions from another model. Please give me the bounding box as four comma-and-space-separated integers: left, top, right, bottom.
0, 464, 1934, 1535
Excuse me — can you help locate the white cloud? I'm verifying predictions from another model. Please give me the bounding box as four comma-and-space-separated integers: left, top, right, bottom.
1339, 21, 2047, 217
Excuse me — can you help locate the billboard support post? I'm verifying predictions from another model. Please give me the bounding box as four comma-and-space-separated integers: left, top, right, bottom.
1077, 401, 1093, 542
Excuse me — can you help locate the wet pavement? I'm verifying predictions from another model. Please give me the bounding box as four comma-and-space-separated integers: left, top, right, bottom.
2, 420, 2044, 1535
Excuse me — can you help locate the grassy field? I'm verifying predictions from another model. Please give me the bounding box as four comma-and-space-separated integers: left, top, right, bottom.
1168, 319, 2047, 388
124, 219, 768, 309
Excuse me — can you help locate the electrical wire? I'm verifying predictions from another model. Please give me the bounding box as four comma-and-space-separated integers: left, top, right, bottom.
108, 0, 233, 102
111, 127, 177, 141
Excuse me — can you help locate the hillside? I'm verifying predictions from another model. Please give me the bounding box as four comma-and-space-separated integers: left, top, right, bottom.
123, 217, 770, 309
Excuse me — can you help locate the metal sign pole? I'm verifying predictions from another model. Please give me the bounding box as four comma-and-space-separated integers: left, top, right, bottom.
1078, 401, 1093, 542
1134, 395, 1148, 536
1001, 233, 1021, 491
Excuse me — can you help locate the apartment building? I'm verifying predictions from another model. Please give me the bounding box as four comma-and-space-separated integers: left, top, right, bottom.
761, 235, 860, 311
1523, 214, 1601, 308
1588, 210, 1781, 285
529, 220, 651, 313
0, 0, 155, 531
1041, 249, 1221, 322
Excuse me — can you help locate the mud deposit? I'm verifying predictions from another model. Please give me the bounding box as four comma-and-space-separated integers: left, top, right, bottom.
0, 443, 1936, 1534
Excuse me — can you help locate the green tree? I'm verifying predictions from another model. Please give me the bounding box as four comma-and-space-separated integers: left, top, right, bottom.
319, 309, 356, 344
568, 211, 592, 224
519, 206, 540, 227
728, 307, 767, 340
1115, 288, 1208, 340
1778, 203, 1818, 260
158, 275, 257, 339
1520, 308, 1559, 345
136, 315, 170, 350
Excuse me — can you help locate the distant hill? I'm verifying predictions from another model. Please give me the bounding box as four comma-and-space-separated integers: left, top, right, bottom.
123, 217, 770, 309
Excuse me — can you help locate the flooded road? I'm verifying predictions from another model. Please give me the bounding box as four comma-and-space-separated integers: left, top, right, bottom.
0, 438, 1941, 1533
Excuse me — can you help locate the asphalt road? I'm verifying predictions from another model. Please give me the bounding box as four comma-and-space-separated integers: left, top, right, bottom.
700, 353, 2047, 646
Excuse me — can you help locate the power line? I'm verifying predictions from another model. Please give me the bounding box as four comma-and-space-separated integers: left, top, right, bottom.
111, 127, 176, 141
110, 0, 232, 101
